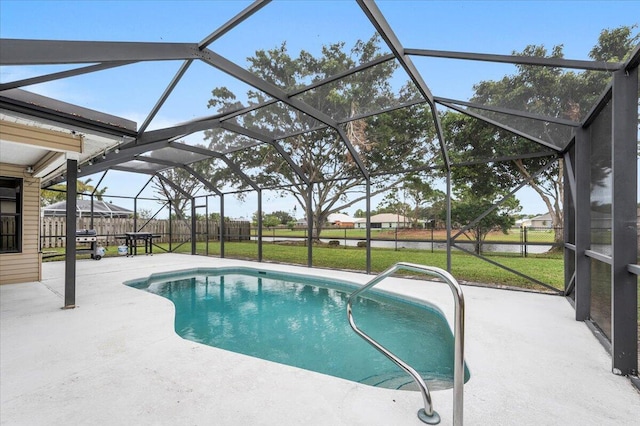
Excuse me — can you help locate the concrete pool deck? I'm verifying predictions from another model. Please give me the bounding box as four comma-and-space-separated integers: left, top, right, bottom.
1, 253, 638, 425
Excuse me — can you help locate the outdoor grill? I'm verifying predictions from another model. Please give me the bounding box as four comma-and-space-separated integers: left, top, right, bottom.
75, 229, 103, 260
76, 229, 97, 243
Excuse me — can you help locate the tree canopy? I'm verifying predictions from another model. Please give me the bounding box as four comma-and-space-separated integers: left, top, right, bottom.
41, 178, 107, 206
443, 25, 639, 244
149, 25, 637, 239
205, 35, 436, 237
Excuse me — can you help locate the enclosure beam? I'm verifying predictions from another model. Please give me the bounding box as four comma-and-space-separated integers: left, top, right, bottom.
182, 165, 223, 196
356, 0, 454, 170
573, 128, 591, 321
198, 0, 271, 48
610, 68, 638, 375
356, 0, 434, 105
0, 61, 137, 91
218, 155, 260, 191
136, 120, 221, 146
435, 96, 579, 127
198, 48, 369, 178
139, 60, 193, 135
63, 157, 77, 309
139, 0, 270, 134
405, 48, 623, 72
70, 140, 174, 181
451, 158, 557, 241
440, 100, 564, 152
0, 39, 201, 64
164, 143, 258, 189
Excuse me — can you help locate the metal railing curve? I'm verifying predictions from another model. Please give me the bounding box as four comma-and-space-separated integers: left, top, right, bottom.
346, 262, 465, 425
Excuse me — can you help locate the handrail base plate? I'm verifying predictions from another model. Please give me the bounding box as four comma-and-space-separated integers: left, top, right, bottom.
418, 408, 441, 425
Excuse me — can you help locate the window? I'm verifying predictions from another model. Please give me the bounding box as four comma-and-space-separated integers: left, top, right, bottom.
0, 177, 22, 253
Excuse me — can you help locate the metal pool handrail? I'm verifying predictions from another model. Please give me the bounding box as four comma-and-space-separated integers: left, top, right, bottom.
346, 262, 465, 426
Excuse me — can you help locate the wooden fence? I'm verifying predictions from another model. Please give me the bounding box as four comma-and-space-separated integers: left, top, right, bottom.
40, 217, 250, 249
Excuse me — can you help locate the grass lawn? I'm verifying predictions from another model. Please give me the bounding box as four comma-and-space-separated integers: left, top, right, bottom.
42, 240, 563, 291
254, 227, 557, 244
171, 241, 563, 291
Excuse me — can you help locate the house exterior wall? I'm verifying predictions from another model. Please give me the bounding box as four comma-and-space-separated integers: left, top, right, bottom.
0, 163, 41, 285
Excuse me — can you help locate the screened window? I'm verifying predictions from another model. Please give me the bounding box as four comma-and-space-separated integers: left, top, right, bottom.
0, 177, 22, 253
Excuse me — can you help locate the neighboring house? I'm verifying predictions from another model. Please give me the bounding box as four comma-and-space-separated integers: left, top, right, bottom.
326, 213, 356, 228
516, 218, 532, 227
529, 213, 553, 229
354, 213, 416, 229
43, 199, 133, 218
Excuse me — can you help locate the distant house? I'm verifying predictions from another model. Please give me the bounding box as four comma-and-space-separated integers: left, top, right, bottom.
516, 218, 532, 227
529, 213, 553, 229
43, 199, 133, 218
327, 213, 356, 228
354, 213, 416, 229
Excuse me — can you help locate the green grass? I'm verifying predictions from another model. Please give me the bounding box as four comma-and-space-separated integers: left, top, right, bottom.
253, 227, 556, 243
174, 241, 564, 291
42, 240, 564, 291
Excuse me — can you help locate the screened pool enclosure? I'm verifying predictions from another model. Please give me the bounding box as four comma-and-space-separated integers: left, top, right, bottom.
0, 0, 638, 382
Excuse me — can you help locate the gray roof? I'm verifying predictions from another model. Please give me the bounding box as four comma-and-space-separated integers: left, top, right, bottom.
43, 199, 133, 218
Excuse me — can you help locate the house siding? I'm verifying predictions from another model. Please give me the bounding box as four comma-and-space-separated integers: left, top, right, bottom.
0, 163, 41, 285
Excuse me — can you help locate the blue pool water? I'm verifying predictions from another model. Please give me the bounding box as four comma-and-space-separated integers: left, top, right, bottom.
126, 267, 470, 390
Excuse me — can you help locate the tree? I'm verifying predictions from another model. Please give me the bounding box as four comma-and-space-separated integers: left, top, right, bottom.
136, 208, 152, 219
270, 210, 295, 225
448, 188, 519, 254
205, 35, 436, 239
377, 174, 444, 228
252, 211, 280, 228
41, 178, 107, 206
446, 25, 639, 246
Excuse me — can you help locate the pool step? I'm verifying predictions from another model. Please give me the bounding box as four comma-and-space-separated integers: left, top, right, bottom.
359, 372, 455, 391
358, 373, 418, 391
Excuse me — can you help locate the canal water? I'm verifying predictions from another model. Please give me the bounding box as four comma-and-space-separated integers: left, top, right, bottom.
252, 236, 554, 254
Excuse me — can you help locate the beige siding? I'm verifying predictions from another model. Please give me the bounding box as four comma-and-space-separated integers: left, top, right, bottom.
0, 163, 41, 285
0, 120, 82, 153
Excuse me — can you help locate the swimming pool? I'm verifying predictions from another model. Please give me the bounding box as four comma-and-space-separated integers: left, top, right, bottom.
126, 267, 470, 391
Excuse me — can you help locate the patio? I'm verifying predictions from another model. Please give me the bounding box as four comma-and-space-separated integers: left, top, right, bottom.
1, 254, 638, 425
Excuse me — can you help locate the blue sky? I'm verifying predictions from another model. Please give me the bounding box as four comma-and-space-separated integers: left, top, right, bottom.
1, 0, 638, 218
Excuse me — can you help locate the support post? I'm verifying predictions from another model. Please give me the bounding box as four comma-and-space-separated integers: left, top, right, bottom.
446, 169, 452, 272
574, 128, 591, 320
63, 157, 77, 309
220, 194, 225, 258
366, 178, 371, 274
191, 198, 196, 255
205, 196, 209, 256
610, 68, 638, 375
168, 201, 173, 252
307, 183, 313, 268
89, 194, 94, 230
257, 189, 263, 262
